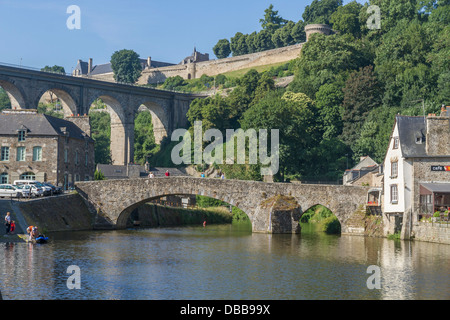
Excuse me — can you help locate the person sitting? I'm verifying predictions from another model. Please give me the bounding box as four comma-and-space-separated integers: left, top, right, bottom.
29, 226, 38, 241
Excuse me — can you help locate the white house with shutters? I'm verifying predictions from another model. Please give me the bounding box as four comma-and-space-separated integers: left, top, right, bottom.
383, 107, 450, 238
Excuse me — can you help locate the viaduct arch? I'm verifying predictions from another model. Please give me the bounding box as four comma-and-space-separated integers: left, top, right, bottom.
0, 64, 203, 165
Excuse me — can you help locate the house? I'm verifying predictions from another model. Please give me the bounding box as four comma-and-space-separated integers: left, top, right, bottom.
72, 57, 175, 78
383, 106, 450, 237
343, 156, 382, 187
0, 109, 95, 188
343, 156, 383, 215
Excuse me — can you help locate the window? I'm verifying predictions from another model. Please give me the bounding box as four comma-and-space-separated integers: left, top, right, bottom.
75, 151, 79, 165
64, 149, 68, 163
33, 147, 42, 161
390, 185, 398, 204
74, 174, 80, 182
16, 147, 26, 161
0, 173, 8, 184
393, 137, 399, 149
391, 161, 398, 178
20, 172, 36, 180
18, 130, 26, 142
85, 152, 88, 166
1, 147, 10, 161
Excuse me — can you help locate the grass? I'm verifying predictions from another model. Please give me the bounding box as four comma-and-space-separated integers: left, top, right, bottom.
219, 61, 289, 79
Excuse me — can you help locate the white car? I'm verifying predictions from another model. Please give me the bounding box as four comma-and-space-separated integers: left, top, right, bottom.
16, 184, 43, 198
0, 184, 30, 198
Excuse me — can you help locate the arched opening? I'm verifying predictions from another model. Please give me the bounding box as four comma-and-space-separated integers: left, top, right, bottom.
300, 204, 341, 235
133, 108, 156, 165
37, 88, 77, 118
0, 80, 25, 110
116, 194, 251, 231
139, 102, 168, 145
88, 95, 126, 165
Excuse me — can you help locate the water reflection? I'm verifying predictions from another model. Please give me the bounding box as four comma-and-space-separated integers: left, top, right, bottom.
0, 223, 449, 300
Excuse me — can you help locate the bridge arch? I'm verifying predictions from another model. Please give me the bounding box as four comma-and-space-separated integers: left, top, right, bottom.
138, 101, 169, 145
115, 192, 249, 229
88, 94, 128, 165
36, 87, 78, 117
300, 203, 342, 233
0, 79, 27, 109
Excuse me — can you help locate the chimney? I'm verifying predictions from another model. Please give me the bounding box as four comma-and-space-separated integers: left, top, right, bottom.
147, 56, 151, 69
88, 58, 93, 74
426, 111, 450, 156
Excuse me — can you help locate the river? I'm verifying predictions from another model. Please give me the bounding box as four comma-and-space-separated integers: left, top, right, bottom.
0, 222, 449, 300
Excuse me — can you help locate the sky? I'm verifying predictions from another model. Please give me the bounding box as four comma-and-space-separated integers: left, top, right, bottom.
0, 0, 361, 73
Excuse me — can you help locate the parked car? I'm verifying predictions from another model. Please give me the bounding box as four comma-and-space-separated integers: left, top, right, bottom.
35, 182, 52, 196
16, 184, 44, 198
0, 184, 30, 198
42, 183, 62, 195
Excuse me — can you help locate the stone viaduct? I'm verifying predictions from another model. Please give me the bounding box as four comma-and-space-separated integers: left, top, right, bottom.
0, 64, 203, 165
75, 177, 370, 234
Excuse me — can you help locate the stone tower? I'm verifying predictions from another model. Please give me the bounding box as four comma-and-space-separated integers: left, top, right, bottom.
305, 24, 333, 41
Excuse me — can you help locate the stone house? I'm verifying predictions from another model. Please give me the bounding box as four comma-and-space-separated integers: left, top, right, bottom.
0, 109, 95, 188
383, 106, 450, 237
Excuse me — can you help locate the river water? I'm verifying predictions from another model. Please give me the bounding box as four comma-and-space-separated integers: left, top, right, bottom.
0, 222, 449, 300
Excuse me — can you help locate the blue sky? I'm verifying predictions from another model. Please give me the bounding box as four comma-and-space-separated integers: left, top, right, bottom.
0, 0, 361, 73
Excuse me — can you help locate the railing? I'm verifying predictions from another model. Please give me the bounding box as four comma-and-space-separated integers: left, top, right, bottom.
419, 213, 450, 227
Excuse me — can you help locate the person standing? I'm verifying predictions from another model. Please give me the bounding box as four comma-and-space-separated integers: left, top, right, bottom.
165, 170, 170, 177
4, 212, 11, 234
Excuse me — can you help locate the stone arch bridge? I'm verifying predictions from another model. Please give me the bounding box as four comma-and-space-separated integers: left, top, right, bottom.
0, 64, 203, 165
75, 177, 370, 234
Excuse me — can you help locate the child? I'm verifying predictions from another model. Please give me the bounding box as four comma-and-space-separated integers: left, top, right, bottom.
10, 220, 15, 234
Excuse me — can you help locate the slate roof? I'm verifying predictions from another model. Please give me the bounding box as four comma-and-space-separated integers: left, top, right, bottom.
396, 115, 427, 158
421, 183, 450, 193
0, 111, 93, 142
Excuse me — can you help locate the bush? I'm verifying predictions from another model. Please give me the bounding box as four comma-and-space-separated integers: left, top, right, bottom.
320, 216, 341, 234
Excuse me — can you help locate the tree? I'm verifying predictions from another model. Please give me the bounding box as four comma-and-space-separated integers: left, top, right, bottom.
329, 1, 363, 38
341, 65, 382, 147
240, 90, 317, 181
41, 65, 66, 74
289, 33, 371, 98
110, 49, 142, 84
213, 39, 231, 59
302, 0, 343, 25
259, 4, 288, 32
134, 111, 156, 164
0, 88, 11, 111
230, 32, 249, 56
254, 29, 276, 52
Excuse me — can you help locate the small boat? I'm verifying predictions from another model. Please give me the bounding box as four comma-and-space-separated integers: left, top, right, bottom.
17, 234, 49, 244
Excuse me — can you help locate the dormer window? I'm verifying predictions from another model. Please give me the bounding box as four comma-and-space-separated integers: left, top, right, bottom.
393, 137, 399, 149
415, 131, 425, 144
18, 130, 26, 142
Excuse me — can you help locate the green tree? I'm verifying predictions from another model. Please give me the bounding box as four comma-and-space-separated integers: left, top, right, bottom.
259, 4, 288, 32
110, 49, 142, 84
94, 169, 106, 180
90, 111, 112, 165
341, 65, 382, 147
289, 33, 371, 98
213, 39, 231, 59
329, 1, 363, 38
134, 111, 156, 165
230, 32, 249, 56
302, 0, 343, 25
240, 90, 317, 181
41, 65, 66, 74
315, 82, 344, 139
0, 88, 11, 111
254, 29, 276, 52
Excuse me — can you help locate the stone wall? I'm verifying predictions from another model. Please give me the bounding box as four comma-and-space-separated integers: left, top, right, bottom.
137, 43, 304, 85
413, 222, 450, 244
